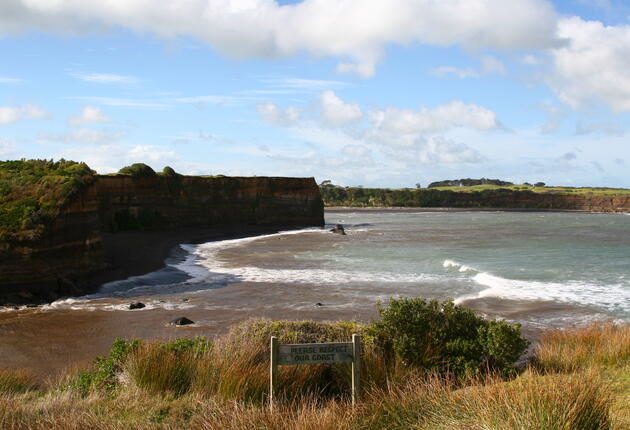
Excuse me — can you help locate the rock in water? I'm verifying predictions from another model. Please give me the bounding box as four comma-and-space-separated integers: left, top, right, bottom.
129, 302, 145, 310
169, 317, 194, 326
330, 224, 346, 235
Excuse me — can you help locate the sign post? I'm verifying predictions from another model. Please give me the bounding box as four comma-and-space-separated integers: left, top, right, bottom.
269, 334, 361, 410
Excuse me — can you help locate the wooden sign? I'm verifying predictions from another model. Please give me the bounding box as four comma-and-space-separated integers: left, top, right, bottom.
278, 342, 353, 365
269, 334, 361, 410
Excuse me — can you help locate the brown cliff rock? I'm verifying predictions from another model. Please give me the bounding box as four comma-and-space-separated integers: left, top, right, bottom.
0, 176, 324, 305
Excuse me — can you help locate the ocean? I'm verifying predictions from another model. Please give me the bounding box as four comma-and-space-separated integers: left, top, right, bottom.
1, 209, 629, 376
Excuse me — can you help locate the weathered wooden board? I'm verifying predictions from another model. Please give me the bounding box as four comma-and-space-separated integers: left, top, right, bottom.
278, 342, 353, 365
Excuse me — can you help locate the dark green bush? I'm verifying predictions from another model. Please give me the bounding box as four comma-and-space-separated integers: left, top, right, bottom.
68, 338, 140, 396
369, 298, 529, 376
117, 163, 156, 177
160, 166, 179, 177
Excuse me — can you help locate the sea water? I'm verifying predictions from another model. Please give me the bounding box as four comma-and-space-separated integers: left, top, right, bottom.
12, 210, 630, 330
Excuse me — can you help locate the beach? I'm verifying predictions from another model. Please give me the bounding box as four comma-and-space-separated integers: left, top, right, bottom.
1, 209, 629, 382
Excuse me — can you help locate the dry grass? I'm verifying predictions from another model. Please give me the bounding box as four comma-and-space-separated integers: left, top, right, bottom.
430, 371, 612, 430
0, 370, 37, 394
0, 321, 628, 429
535, 321, 630, 371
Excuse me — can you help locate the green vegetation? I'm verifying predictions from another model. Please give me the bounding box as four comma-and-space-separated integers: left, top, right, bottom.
320, 180, 630, 207
428, 178, 514, 188
2, 300, 627, 429
0, 314, 628, 429
117, 163, 157, 177
0, 159, 95, 240
159, 166, 180, 177
370, 298, 528, 376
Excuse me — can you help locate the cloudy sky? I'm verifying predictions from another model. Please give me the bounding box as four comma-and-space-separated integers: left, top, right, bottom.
1, 0, 630, 187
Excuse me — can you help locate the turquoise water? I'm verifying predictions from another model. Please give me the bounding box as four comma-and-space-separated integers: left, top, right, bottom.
19, 210, 630, 331
314, 211, 630, 322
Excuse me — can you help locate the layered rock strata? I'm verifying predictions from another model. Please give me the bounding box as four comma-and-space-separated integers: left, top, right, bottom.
0, 176, 324, 304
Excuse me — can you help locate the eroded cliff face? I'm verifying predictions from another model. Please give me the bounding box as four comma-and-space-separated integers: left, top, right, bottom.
0, 176, 323, 304
96, 176, 324, 231
415, 190, 630, 212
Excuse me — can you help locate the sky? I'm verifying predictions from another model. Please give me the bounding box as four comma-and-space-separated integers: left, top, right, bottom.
1, 0, 630, 188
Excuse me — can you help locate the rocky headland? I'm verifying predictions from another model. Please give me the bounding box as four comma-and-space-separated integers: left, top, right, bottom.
0, 163, 324, 305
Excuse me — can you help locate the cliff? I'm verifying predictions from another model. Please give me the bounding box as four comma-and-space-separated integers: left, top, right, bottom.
0, 175, 324, 305
408, 189, 630, 212
321, 186, 630, 212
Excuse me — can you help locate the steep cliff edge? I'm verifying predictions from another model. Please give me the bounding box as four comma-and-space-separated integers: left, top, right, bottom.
0, 175, 323, 305
321, 185, 630, 212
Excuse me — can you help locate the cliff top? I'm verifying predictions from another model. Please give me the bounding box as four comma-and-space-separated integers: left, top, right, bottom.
0, 159, 95, 241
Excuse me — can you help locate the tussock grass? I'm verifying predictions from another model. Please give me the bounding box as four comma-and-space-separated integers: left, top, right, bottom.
535, 321, 630, 371
0, 369, 37, 394
0, 320, 628, 429
431, 371, 612, 430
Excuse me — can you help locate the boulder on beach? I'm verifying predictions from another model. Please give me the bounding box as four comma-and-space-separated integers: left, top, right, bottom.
330, 224, 346, 235
169, 317, 195, 326
129, 302, 145, 310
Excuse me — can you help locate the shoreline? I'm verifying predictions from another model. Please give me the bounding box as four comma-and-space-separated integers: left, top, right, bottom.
87, 225, 295, 292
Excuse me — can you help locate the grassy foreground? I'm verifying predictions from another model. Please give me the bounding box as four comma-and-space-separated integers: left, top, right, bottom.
0, 315, 628, 429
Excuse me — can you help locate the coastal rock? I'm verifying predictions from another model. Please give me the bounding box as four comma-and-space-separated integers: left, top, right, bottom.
129, 302, 145, 310
330, 224, 346, 235
0, 174, 324, 306
169, 317, 194, 326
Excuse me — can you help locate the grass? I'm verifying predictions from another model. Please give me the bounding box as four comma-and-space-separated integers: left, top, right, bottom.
534, 321, 630, 371
426, 184, 630, 195
0, 321, 628, 429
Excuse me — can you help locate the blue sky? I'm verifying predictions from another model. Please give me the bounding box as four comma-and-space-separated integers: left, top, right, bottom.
1, 0, 630, 187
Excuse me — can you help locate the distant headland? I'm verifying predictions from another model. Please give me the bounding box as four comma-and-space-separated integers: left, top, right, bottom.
319, 179, 630, 212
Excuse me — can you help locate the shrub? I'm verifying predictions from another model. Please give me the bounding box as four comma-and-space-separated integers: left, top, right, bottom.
369, 298, 529, 376
68, 338, 140, 396
160, 166, 179, 177
117, 163, 156, 177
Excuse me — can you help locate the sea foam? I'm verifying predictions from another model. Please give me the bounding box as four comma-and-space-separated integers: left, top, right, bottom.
445, 259, 630, 314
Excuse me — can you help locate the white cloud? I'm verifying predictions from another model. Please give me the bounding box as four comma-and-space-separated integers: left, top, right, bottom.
173, 95, 258, 107
0, 76, 23, 84
548, 17, 630, 112
519, 54, 541, 65
127, 145, 179, 163
576, 120, 624, 136
70, 72, 138, 84
256, 101, 302, 126
38, 128, 122, 144
67, 96, 169, 109
0, 104, 51, 125
431, 55, 506, 79
368, 101, 500, 138
56, 143, 181, 173
68, 105, 110, 126
261, 78, 348, 91
538, 103, 564, 134
0, 0, 560, 77
341, 144, 372, 159
381, 136, 484, 165
319, 90, 362, 126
